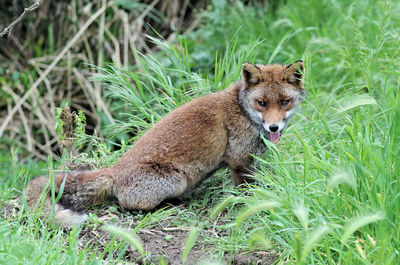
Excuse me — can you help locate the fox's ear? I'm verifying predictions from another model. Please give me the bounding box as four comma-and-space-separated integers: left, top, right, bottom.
282, 60, 304, 88
242, 63, 264, 87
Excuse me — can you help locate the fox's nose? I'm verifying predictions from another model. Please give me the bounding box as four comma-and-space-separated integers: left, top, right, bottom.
269, 124, 279, 132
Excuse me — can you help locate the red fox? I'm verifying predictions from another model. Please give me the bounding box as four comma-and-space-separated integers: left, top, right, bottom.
25, 61, 305, 226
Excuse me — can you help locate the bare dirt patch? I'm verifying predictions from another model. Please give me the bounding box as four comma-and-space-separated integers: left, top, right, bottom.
224, 251, 277, 265
78, 202, 278, 265
79, 218, 209, 264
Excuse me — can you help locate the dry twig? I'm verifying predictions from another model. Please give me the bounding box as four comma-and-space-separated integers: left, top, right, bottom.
0, 0, 44, 38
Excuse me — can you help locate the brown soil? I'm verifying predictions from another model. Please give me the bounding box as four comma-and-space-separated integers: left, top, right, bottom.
78, 202, 278, 265
1, 200, 18, 219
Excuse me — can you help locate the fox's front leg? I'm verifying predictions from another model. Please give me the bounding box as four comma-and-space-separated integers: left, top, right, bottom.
230, 167, 254, 186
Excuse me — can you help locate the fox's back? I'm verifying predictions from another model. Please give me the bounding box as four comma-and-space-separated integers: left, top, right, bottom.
115, 88, 237, 180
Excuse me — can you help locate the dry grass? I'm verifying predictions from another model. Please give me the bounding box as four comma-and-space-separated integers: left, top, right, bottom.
0, 0, 208, 162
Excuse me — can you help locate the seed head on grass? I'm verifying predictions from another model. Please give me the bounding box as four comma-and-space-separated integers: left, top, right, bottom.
181, 227, 199, 264
103, 224, 144, 257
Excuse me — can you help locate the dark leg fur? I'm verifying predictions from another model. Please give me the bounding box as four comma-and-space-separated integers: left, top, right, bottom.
230, 167, 254, 186
113, 165, 188, 211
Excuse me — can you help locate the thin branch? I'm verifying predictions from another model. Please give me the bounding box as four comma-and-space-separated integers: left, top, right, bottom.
0, 0, 44, 38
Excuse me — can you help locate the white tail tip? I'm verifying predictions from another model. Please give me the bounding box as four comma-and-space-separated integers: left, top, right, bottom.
55, 209, 88, 228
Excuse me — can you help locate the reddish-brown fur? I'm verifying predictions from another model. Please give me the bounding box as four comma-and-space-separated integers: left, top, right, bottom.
25, 61, 305, 226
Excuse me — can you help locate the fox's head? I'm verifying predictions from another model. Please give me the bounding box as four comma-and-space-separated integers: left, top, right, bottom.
239, 61, 305, 144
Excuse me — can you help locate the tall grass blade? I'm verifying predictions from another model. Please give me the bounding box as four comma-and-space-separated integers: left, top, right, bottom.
55, 174, 67, 202
268, 31, 291, 64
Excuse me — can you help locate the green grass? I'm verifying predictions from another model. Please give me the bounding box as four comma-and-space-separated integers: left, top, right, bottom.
2, 0, 400, 263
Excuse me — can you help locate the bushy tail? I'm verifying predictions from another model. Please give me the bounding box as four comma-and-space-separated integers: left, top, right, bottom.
24, 169, 114, 227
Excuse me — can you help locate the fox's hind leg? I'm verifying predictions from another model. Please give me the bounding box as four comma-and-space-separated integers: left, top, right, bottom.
113, 165, 188, 210
230, 167, 254, 186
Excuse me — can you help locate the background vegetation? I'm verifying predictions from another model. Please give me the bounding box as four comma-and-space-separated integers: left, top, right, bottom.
1, 0, 400, 264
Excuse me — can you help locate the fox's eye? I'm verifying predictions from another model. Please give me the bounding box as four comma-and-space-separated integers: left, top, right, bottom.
281, 99, 290, 107
257, 100, 267, 108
